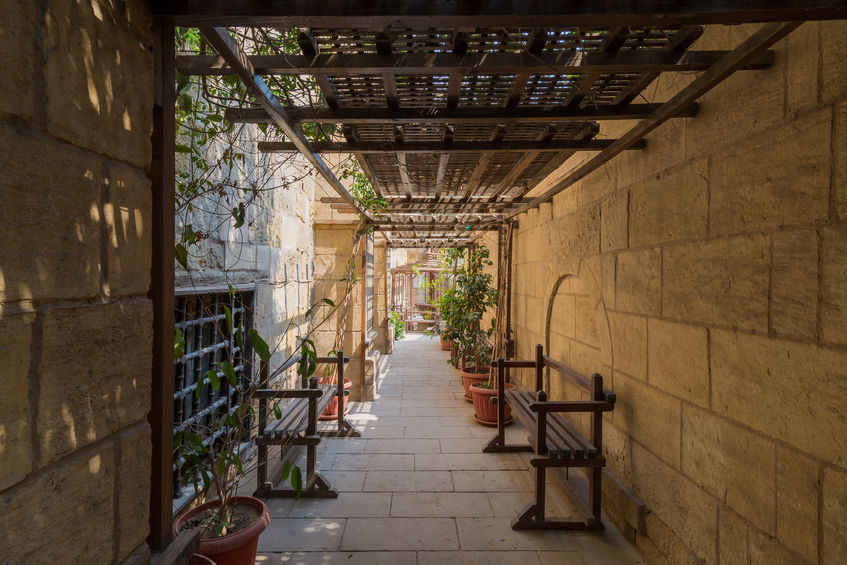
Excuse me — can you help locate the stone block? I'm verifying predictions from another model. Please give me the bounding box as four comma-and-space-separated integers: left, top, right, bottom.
821, 20, 847, 104
687, 47, 785, 159
662, 235, 769, 331
613, 372, 681, 468
0, 446, 115, 563
118, 423, 151, 560
0, 126, 102, 302
822, 224, 847, 344
545, 204, 600, 259
776, 448, 819, 560
616, 119, 687, 189
601, 190, 628, 252
38, 300, 153, 466
628, 158, 708, 248
718, 507, 749, 565
574, 292, 602, 348
772, 230, 818, 339
786, 22, 820, 116
45, 0, 153, 168
750, 529, 814, 565
709, 109, 830, 236
647, 319, 709, 407
711, 330, 847, 467
105, 164, 152, 297
0, 312, 34, 490
609, 311, 646, 380
0, 0, 35, 119
631, 442, 718, 563
615, 247, 661, 316
575, 159, 617, 207
314, 226, 356, 256
682, 405, 776, 533
822, 468, 847, 564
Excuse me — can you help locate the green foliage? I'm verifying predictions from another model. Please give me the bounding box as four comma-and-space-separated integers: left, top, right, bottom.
449, 245, 497, 371
389, 310, 405, 341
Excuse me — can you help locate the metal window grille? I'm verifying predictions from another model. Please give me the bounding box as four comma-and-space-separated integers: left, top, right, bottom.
172, 290, 254, 505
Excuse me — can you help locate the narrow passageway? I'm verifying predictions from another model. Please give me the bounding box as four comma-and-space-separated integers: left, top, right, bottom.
255, 334, 643, 564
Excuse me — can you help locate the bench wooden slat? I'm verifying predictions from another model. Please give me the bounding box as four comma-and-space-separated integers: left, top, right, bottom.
265, 385, 335, 440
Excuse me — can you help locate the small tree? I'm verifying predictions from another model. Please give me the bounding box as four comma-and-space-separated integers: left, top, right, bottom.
452, 245, 497, 372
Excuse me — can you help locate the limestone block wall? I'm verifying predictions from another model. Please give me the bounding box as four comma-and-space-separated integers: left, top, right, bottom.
0, 1, 154, 563
510, 22, 847, 565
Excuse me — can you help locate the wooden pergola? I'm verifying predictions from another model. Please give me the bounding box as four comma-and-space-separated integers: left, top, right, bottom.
147, 0, 847, 549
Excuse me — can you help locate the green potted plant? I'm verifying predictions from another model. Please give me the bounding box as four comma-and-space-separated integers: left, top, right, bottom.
451, 245, 498, 400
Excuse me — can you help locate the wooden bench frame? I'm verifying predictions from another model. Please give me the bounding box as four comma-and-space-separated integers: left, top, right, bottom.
254, 350, 360, 499
483, 344, 616, 531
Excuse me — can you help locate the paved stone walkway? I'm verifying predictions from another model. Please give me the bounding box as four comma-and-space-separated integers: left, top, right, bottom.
255, 334, 643, 565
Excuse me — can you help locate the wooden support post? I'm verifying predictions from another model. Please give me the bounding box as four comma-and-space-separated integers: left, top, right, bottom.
336, 350, 345, 432
497, 357, 506, 440
589, 373, 604, 525
307, 376, 318, 480
535, 343, 544, 392
257, 360, 269, 492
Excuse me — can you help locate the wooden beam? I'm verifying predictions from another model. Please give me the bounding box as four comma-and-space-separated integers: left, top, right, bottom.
396, 152, 413, 199
563, 26, 630, 108
298, 28, 340, 108
176, 49, 775, 76
447, 31, 468, 110
321, 196, 523, 207
374, 224, 500, 231
149, 19, 175, 551
224, 103, 700, 124
505, 21, 803, 220
197, 27, 365, 216
153, 1, 847, 27
258, 138, 647, 153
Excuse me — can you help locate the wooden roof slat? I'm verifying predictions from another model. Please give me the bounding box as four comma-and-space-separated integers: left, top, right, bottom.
257, 138, 647, 153
176, 50, 775, 76
224, 103, 700, 124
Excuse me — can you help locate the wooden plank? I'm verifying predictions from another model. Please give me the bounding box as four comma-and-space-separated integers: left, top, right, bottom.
396, 152, 413, 199
258, 138, 647, 153
176, 49, 775, 76
197, 27, 366, 217
563, 26, 630, 108
149, 19, 176, 551
150, 527, 201, 565
505, 21, 802, 220
223, 103, 700, 124
374, 224, 500, 232
153, 2, 847, 28
434, 154, 449, 200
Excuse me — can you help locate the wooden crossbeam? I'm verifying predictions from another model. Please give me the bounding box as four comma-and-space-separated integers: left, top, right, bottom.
197, 26, 366, 217
176, 50, 774, 76
373, 224, 500, 231
505, 21, 802, 220
563, 27, 630, 108
154, 1, 847, 27
258, 139, 647, 153
396, 152, 413, 199
298, 28, 340, 108
224, 103, 700, 124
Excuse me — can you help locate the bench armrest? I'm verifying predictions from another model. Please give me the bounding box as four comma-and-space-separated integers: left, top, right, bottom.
529, 400, 615, 413
255, 388, 325, 399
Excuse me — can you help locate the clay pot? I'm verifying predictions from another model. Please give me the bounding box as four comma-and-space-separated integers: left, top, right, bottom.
470, 382, 515, 425
188, 555, 216, 565
460, 366, 490, 401
175, 496, 269, 565
439, 335, 451, 351
318, 377, 352, 421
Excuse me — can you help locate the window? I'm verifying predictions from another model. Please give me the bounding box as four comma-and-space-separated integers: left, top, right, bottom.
171, 289, 255, 511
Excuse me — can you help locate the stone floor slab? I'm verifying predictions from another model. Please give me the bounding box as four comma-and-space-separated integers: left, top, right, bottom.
257, 518, 345, 552
456, 518, 577, 551
391, 492, 494, 518
405, 425, 472, 439
452, 470, 536, 492
331, 454, 413, 471
417, 550, 545, 565
287, 492, 392, 518
255, 552, 416, 564
364, 438, 441, 454
415, 453, 526, 471
340, 518, 459, 551
364, 470, 453, 492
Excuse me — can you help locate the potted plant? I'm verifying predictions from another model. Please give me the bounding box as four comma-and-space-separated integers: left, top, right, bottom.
450, 245, 498, 400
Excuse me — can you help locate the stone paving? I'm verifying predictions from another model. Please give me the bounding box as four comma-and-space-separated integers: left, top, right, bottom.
254, 334, 644, 565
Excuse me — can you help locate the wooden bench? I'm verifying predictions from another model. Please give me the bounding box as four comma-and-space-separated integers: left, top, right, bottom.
254, 350, 360, 499
483, 344, 616, 531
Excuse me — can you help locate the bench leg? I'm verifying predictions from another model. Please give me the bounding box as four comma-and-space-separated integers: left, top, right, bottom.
319, 418, 361, 438
510, 464, 605, 531
482, 434, 533, 453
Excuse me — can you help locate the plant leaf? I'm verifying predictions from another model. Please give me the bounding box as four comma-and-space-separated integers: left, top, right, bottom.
248, 329, 271, 362
218, 360, 238, 385
175, 243, 189, 270
224, 305, 233, 333
321, 298, 335, 307
281, 460, 292, 482
291, 466, 303, 498
174, 327, 185, 360
273, 402, 282, 419
206, 368, 220, 391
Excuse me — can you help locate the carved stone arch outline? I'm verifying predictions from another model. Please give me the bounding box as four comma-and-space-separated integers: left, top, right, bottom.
542, 259, 613, 400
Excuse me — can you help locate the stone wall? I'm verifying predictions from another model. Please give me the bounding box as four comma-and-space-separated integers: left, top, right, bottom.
0, 1, 154, 563
509, 22, 847, 565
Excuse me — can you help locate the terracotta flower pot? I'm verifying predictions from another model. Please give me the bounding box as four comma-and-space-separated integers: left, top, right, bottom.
318, 377, 352, 421
460, 366, 490, 401
175, 496, 270, 565
470, 382, 515, 425
188, 555, 216, 565
440, 335, 451, 351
